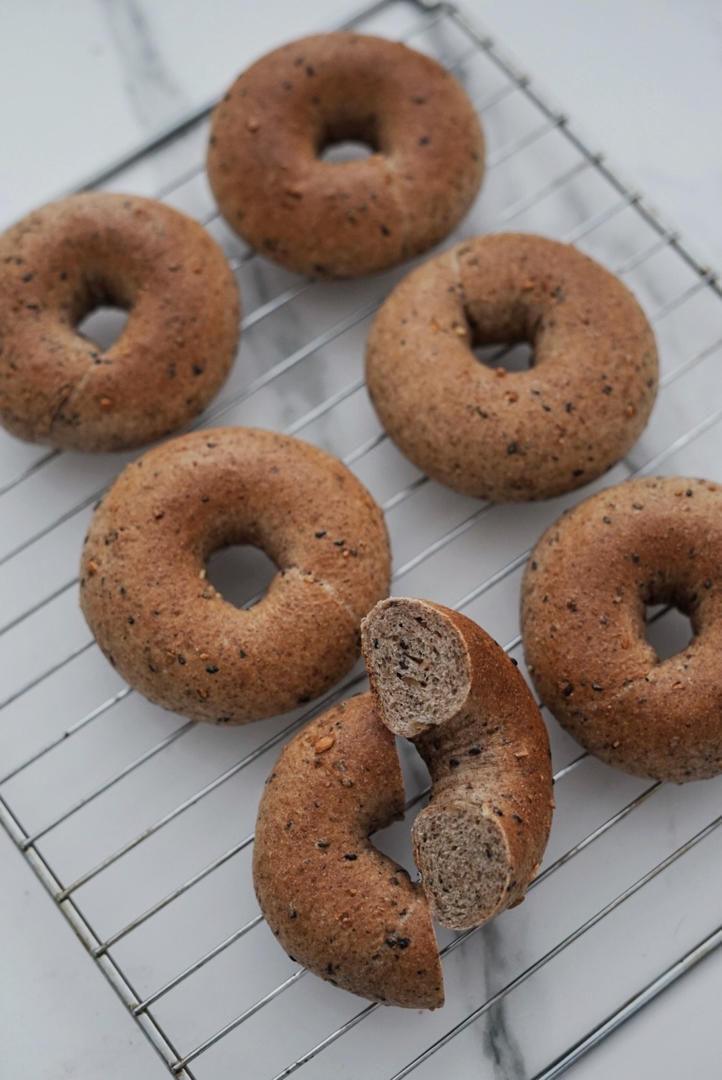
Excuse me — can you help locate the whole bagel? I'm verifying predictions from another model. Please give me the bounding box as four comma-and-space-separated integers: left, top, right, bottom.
521, 476, 722, 781
254, 599, 552, 1008
79, 427, 391, 724
365, 233, 658, 500
207, 32, 484, 278
0, 193, 240, 451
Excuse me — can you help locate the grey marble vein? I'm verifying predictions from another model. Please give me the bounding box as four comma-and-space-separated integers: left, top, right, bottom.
477, 920, 529, 1080
98, 0, 190, 133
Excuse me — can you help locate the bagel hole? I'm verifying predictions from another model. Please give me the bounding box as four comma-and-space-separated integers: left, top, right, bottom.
372, 739, 431, 880
473, 340, 534, 372
645, 604, 694, 661
205, 545, 277, 609
319, 139, 375, 163
77, 305, 130, 352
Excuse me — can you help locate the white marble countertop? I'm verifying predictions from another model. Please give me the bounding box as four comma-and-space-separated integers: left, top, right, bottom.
1, 3, 720, 1079
2, 0, 720, 267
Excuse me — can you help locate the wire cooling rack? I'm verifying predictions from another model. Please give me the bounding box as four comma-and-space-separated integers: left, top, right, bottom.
2, 1, 721, 1077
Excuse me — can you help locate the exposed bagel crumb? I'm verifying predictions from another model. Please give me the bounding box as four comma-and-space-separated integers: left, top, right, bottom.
361, 597, 553, 930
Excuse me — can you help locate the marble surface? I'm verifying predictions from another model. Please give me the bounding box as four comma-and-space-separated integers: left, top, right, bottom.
0, 825, 170, 1080
1, 2, 721, 1080
1, 0, 721, 267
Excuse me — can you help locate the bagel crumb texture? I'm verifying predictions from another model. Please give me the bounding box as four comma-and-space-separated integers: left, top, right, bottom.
255, 599, 552, 1006
362, 597, 553, 930
522, 475, 722, 781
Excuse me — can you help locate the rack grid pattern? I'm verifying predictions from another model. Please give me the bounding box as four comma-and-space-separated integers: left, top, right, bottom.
2, 1, 721, 1077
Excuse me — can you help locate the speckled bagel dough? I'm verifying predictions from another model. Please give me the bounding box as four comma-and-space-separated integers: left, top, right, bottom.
0, 193, 240, 451
253, 692, 444, 1009
365, 233, 658, 500
79, 428, 391, 724
521, 476, 722, 781
362, 598, 553, 930
207, 32, 484, 278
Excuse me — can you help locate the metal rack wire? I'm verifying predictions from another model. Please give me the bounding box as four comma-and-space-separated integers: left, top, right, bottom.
1, 1, 721, 1077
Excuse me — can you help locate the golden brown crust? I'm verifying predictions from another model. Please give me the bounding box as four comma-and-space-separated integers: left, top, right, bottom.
362, 598, 553, 928
79, 427, 391, 724
253, 693, 444, 1009
0, 193, 240, 451
365, 233, 658, 500
521, 476, 722, 781
207, 32, 484, 278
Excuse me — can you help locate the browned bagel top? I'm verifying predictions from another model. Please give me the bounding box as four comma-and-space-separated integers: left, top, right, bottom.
521, 475, 722, 781
253, 692, 444, 1009
80, 427, 391, 724
0, 193, 240, 451
207, 32, 484, 278
365, 233, 658, 500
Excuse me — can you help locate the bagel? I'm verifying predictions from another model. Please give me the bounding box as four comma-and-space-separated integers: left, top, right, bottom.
362, 598, 553, 929
365, 233, 658, 500
253, 692, 444, 1009
254, 598, 552, 1007
521, 475, 722, 781
79, 427, 391, 724
207, 32, 484, 278
0, 193, 240, 451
